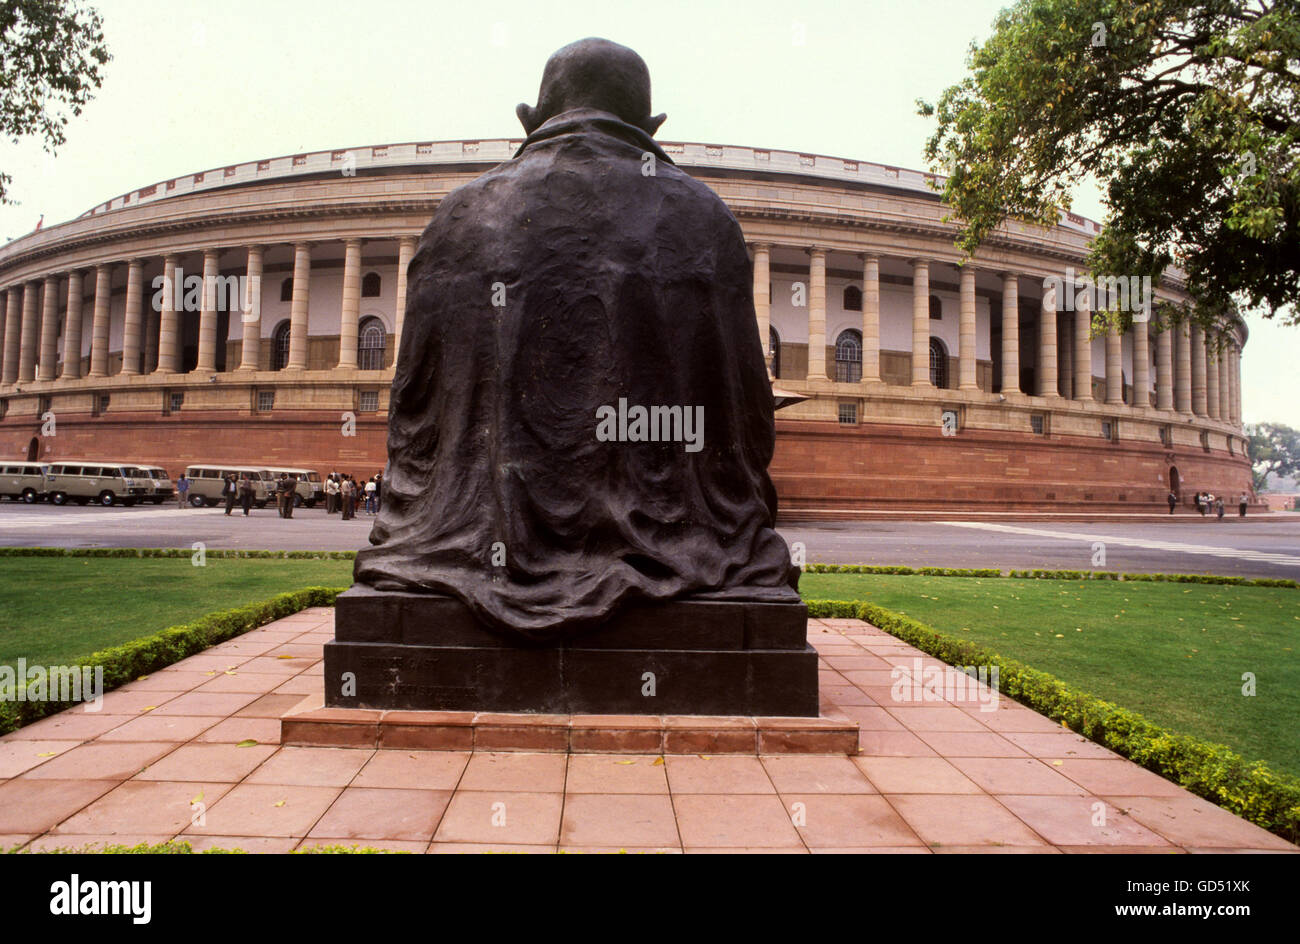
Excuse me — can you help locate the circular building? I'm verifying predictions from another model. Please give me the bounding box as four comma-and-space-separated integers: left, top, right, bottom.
0, 140, 1252, 514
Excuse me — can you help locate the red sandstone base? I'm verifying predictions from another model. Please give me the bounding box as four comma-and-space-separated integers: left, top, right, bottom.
280, 697, 859, 755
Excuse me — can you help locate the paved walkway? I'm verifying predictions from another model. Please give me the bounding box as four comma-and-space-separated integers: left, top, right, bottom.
0, 609, 1293, 853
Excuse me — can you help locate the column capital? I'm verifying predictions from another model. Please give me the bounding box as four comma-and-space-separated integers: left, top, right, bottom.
749, 241, 772, 252
806, 245, 827, 258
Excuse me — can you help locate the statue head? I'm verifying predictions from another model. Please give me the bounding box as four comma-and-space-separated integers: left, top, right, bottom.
516, 38, 667, 138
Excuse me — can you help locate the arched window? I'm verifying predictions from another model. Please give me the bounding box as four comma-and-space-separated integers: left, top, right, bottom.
842, 285, 862, 312
272, 320, 291, 370
361, 272, 382, 298
358, 317, 386, 370
929, 295, 943, 320
929, 337, 949, 388
834, 329, 862, 383
769, 326, 781, 379
280, 278, 293, 303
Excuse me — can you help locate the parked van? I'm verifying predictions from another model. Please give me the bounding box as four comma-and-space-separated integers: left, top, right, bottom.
183, 465, 272, 508
262, 467, 323, 508
137, 466, 174, 504
44, 462, 152, 507
0, 461, 50, 503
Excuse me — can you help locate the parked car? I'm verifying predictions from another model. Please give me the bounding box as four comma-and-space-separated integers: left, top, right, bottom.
44, 461, 152, 506
261, 467, 323, 508
183, 465, 272, 508
137, 466, 174, 504
0, 461, 50, 503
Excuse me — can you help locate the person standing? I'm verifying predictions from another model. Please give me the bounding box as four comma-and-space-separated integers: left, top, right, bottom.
365, 476, 377, 515
1215, 497, 1225, 520
1195, 492, 1206, 516
239, 473, 254, 516
176, 474, 190, 508
223, 473, 237, 516
326, 473, 339, 514
1239, 492, 1249, 517
341, 476, 354, 520
373, 471, 383, 514
282, 474, 296, 519
1167, 490, 1177, 515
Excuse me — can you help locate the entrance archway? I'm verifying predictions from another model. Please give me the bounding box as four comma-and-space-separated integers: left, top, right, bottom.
26, 437, 39, 461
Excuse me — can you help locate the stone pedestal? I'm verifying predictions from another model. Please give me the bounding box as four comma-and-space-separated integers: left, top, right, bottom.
324, 585, 819, 716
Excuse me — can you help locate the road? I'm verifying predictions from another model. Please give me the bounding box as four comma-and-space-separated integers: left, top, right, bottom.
1, 502, 1298, 580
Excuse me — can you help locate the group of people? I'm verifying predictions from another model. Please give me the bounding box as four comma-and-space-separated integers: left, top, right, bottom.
1167, 489, 1251, 519
323, 472, 382, 520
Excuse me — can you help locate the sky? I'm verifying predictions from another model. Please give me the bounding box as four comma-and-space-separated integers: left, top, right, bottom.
0, 0, 1293, 426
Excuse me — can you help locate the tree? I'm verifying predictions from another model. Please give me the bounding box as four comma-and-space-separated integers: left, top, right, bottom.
0, 0, 109, 206
918, 0, 1299, 330
1246, 422, 1300, 490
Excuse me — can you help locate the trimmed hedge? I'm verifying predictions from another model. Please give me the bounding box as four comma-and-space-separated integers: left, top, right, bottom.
801, 560, 1296, 589
0, 585, 344, 736
806, 597, 1300, 844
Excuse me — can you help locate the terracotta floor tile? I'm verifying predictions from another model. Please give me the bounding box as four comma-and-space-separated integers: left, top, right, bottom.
194, 673, 287, 694
52, 779, 234, 835
665, 755, 775, 794
819, 685, 877, 707
273, 675, 324, 696
236, 693, 320, 718
117, 672, 213, 693
151, 691, 262, 718
458, 752, 567, 793
809, 846, 931, 854
97, 714, 222, 743
785, 793, 923, 847
856, 730, 938, 757
237, 657, 312, 675
308, 787, 451, 841
566, 754, 669, 794
0, 740, 77, 778
0, 778, 119, 833
996, 794, 1174, 847
888, 794, 1050, 847
914, 731, 1030, 757
558, 845, 680, 854
854, 756, 982, 794
433, 791, 563, 845
674, 794, 803, 848
684, 846, 808, 854
835, 706, 904, 731
427, 842, 554, 854
932, 845, 1061, 854
185, 835, 299, 853
27, 833, 176, 853
1101, 795, 1298, 851
950, 757, 1090, 795
298, 838, 428, 853
1, 711, 125, 741
20, 740, 179, 781
183, 783, 342, 837
1002, 732, 1120, 760
884, 706, 991, 732
560, 793, 679, 846
136, 742, 277, 783
96, 691, 183, 714
193, 717, 283, 745
958, 705, 1066, 733
245, 746, 372, 786
352, 750, 470, 791
1051, 759, 1187, 797
761, 755, 876, 794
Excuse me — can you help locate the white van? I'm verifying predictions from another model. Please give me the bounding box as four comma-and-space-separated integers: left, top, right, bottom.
137, 466, 174, 504
261, 467, 323, 507
44, 461, 152, 506
0, 461, 50, 503
182, 465, 272, 508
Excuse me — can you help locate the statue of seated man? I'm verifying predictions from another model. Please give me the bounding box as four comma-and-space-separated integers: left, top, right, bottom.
355, 37, 797, 641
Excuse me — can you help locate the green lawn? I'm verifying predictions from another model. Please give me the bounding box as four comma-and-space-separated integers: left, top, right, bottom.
0, 557, 353, 666
800, 572, 1300, 777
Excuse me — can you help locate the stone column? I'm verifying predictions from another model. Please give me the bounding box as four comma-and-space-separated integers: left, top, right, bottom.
752, 244, 770, 362
1000, 273, 1019, 394
1059, 313, 1073, 399
394, 235, 416, 346
121, 260, 144, 375
238, 245, 263, 370
861, 253, 881, 383
287, 242, 311, 370
1154, 326, 1173, 410
196, 249, 220, 372
1132, 322, 1151, 408
156, 255, 180, 374
958, 264, 978, 390
1105, 325, 1123, 404
1206, 340, 1221, 420
1073, 289, 1092, 400
807, 248, 826, 381
1217, 336, 1231, 424
1038, 284, 1058, 397
338, 238, 362, 368
87, 265, 112, 378
1190, 324, 1207, 416
1233, 345, 1243, 425
38, 276, 60, 381
1175, 322, 1192, 414
1, 288, 21, 384
911, 258, 930, 386
19, 281, 40, 382
62, 271, 84, 379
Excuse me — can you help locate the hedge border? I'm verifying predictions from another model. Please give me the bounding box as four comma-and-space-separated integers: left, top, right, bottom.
0, 585, 344, 736
806, 597, 1300, 844
803, 562, 1298, 588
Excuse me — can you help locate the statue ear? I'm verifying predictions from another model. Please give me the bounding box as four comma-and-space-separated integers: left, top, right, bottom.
516, 102, 542, 134
638, 112, 667, 136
